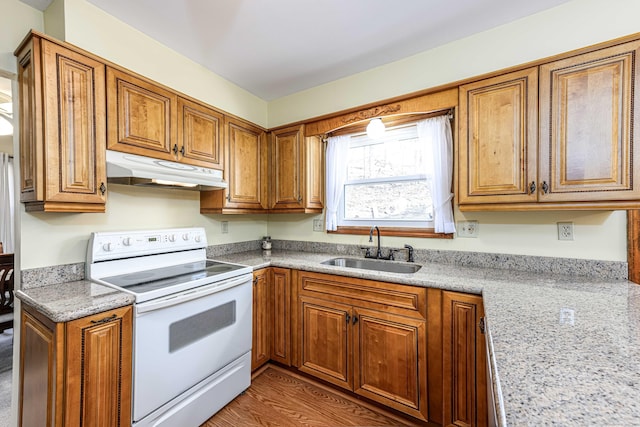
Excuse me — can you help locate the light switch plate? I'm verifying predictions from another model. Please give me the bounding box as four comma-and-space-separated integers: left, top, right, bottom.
221, 221, 229, 234
312, 218, 323, 232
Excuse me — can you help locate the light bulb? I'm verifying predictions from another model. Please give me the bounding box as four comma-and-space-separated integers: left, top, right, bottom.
366, 118, 385, 139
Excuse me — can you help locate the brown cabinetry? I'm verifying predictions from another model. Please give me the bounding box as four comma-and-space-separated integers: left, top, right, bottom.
19, 304, 132, 427
107, 67, 224, 169
442, 291, 487, 427
297, 271, 428, 421
269, 125, 323, 213
15, 32, 107, 212
201, 116, 268, 213
252, 268, 271, 371
459, 39, 640, 211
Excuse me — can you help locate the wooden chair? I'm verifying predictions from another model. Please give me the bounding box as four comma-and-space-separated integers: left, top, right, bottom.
0, 253, 14, 332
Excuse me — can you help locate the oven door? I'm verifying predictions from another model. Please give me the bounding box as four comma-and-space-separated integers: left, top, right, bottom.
132, 273, 252, 423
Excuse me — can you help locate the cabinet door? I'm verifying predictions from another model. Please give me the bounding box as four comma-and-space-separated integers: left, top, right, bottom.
64, 306, 132, 427
304, 135, 324, 211
252, 269, 271, 371
42, 40, 107, 209
270, 125, 304, 210
177, 96, 224, 169
299, 296, 352, 390
270, 267, 291, 366
442, 291, 487, 427
353, 307, 428, 421
458, 68, 538, 205
107, 66, 178, 160
19, 307, 59, 427
221, 116, 268, 211
539, 40, 640, 202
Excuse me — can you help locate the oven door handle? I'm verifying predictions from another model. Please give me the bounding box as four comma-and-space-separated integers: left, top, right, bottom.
135, 274, 251, 314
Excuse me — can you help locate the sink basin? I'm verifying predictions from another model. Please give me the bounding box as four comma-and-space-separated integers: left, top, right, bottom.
321, 257, 422, 274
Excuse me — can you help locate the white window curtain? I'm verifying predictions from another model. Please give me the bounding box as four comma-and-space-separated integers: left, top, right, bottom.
325, 135, 350, 231
417, 116, 456, 234
0, 153, 14, 253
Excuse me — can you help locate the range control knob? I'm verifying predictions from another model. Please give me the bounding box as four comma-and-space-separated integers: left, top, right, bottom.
194, 235, 202, 243
168, 234, 176, 242
122, 237, 133, 246
102, 242, 113, 252
182, 233, 190, 241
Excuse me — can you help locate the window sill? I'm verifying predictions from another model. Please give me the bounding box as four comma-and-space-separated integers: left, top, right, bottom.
328, 226, 453, 239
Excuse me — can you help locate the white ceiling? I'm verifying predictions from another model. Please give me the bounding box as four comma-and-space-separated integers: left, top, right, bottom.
68, 1, 571, 100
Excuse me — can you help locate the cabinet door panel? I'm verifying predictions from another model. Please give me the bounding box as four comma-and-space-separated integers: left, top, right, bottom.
227, 118, 268, 209
42, 40, 107, 205
299, 297, 352, 390
270, 125, 303, 210
442, 292, 487, 427
65, 306, 132, 427
271, 268, 291, 365
459, 68, 538, 204
539, 40, 640, 201
178, 97, 223, 169
252, 269, 271, 371
305, 135, 324, 210
107, 67, 177, 160
353, 308, 427, 421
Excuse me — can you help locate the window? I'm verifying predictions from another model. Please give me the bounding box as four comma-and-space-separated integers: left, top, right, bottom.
325, 114, 455, 236
338, 123, 434, 228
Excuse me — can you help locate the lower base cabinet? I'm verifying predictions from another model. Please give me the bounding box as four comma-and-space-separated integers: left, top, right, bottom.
442, 291, 488, 427
19, 304, 132, 427
297, 271, 429, 421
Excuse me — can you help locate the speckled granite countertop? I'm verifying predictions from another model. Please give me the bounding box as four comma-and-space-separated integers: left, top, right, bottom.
16, 280, 136, 322
216, 250, 640, 426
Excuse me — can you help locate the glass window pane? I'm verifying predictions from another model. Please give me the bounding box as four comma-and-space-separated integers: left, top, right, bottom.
343, 180, 433, 221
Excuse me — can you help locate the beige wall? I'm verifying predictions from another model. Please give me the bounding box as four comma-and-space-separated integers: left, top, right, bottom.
0, 135, 12, 154
0, 0, 44, 74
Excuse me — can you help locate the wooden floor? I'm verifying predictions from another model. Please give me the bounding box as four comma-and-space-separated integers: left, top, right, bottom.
201, 365, 423, 427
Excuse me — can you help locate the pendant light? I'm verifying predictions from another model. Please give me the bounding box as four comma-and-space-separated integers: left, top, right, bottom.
366, 118, 385, 139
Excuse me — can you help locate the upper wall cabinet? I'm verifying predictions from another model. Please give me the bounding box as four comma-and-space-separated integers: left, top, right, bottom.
15, 32, 107, 213
106, 67, 223, 169
200, 116, 268, 213
269, 125, 323, 213
459, 39, 640, 211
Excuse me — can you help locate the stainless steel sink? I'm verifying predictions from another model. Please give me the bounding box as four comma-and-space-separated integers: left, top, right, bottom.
321, 257, 422, 274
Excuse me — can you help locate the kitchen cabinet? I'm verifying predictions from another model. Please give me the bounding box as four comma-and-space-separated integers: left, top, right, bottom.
200, 116, 268, 213
15, 32, 107, 213
177, 96, 224, 169
19, 304, 132, 427
297, 271, 428, 421
459, 39, 640, 211
442, 291, 487, 427
107, 66, 178, 161
252, 268, 271, 371
269, 125, 324, 213
458, 67, 538, 205
270, 267, 292, 365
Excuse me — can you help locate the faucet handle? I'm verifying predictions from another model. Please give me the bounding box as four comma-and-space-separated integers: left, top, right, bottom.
404, 244, 415, 262
360, 246, 372, 258
388, 249, 401, 261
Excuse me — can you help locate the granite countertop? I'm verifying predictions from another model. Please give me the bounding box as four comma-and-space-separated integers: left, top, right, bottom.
215, 250, 640, 426
17, 249, 640, 425
16, 280, 136, 322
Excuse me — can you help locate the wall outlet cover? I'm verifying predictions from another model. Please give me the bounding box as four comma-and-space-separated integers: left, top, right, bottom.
313, 218, 323, 232
557, 222, 574, 241
457, 220, 479, 238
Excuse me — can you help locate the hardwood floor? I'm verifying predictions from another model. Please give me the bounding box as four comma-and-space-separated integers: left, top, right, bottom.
201, 365, 423, 427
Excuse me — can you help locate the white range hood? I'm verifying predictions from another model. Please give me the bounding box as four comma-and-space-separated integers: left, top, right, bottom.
106, 150, 227, 191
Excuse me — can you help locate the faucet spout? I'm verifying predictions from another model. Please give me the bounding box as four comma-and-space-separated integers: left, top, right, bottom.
369, 226, 382, 259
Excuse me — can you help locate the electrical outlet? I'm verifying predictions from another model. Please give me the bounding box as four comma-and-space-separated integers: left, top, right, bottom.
221, 221, 229, 234
313, 218, 323, 232
457, 221, 479, 238
559, 307, 575, 325
557, 222, 574, 241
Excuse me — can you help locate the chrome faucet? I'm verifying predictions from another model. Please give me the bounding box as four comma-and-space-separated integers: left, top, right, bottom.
368, 226, 382, 259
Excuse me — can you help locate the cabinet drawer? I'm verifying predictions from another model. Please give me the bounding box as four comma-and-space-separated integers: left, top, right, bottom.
298, 271, 426, 319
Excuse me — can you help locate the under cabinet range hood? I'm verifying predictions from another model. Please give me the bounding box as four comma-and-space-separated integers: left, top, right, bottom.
106, 150, 227, 191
